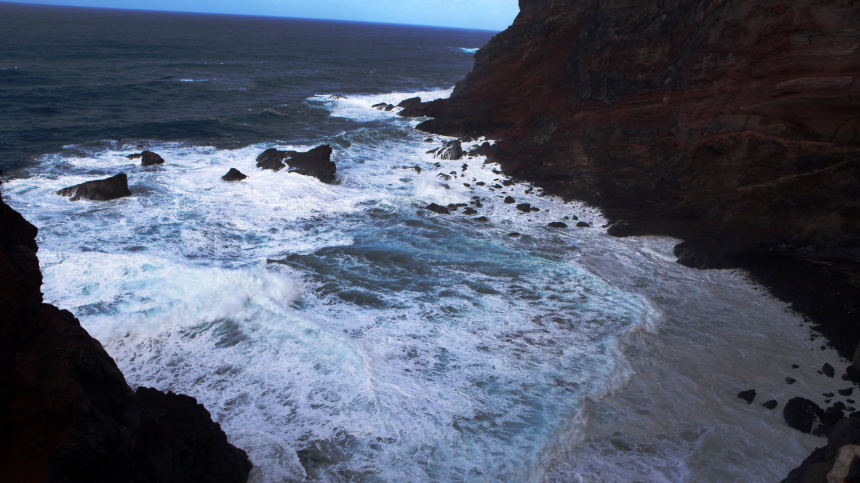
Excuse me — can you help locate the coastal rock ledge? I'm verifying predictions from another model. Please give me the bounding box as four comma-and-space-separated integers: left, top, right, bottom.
0, 192, 252, 483
415, 0, 860, 354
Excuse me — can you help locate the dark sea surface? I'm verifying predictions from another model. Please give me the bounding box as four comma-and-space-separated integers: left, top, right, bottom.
0, 1, 488, 172
1, 3, 844, 482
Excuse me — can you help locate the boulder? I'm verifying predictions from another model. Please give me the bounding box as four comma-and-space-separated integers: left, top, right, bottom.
222, 168, 247, 182
784, 397, 824, 434
576, 222, 591, 228
738, 389, 756, 405
128, 151, 165, 166
504, 196, 515, 204
824, 363, 835, 378
424, 203, 449, 214
763, 400, 779, 410
548, 222, 567, 228
397, 97, 422, 109
256, 148, 287, 171
436, 140, 463, 160
516, 203, 531, 213
256, 146, 337, 183
285, 145, 337, 183
56, 173, 131, 201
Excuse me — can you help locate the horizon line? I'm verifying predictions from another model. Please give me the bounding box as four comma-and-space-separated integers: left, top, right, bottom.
0, 0, 507, 33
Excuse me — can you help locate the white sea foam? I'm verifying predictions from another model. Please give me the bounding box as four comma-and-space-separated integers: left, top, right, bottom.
308, 89, 452, 123
3, 88, 847, 482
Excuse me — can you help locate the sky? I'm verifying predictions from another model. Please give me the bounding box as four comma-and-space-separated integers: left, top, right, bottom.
6, 0, 520, 30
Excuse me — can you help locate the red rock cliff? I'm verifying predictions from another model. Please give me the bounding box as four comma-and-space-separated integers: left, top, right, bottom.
416, 0, 860, 266
410, 0, 860, 356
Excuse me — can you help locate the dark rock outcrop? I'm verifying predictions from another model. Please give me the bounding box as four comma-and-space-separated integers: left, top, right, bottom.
414, 0, 860, 357
738, 389, 757, 405
222, 168, 248, 182
256, 148, 287, 171
784, 397, 825, 435
256, 146, 337, 183
436, 140, 463, 161
782, 417, 860, 483
127, 151, 165, 166
424, 203, 450, 215
0, 192, 251, 482
56, 173, 131, 201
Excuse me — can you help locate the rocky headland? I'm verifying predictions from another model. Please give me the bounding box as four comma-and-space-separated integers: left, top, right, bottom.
407, 0, 859, 352
405, 0, 859, 478
0, 189, 252, 482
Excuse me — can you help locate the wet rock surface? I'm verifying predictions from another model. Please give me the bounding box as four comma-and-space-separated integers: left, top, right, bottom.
128, 150, 165, 166
56, 173, 131, 201
222, 168, 247, 182
256, 145, 337, 183
0, 192, 251, 482
413, 0, 860, 361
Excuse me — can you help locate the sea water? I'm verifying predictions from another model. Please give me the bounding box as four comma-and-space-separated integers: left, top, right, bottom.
1, 4, 850, 482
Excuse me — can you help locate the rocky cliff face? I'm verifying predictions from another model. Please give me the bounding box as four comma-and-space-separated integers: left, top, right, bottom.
0, 192, 252, 483
414, 0, 860, 354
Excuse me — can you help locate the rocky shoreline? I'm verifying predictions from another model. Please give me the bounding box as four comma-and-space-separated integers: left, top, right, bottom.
1, 185, 253, 481
404, 0, 859, 479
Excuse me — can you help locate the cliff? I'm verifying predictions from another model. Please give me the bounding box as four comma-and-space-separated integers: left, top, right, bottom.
411, 0, 860, 356
0, 191, 252, 483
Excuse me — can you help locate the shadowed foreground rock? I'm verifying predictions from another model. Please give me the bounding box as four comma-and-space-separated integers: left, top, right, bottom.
256, 145, 337, 183
56, 173, 131, 201
783, 417, 860, 483
0, 192, 251, 483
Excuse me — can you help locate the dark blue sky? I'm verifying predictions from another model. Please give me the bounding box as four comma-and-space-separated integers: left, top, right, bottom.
9, 0, 519, 30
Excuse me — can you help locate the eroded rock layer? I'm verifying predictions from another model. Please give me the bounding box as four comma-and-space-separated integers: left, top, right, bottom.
417, 0, 860, 354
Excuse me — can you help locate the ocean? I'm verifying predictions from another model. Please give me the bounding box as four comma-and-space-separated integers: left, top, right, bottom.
0, 3, 848, 481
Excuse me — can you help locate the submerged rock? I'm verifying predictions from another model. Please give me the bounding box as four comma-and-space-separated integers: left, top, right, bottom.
222, 168, 247, 182
56, 173, 131, 201
128, 150, 165, 166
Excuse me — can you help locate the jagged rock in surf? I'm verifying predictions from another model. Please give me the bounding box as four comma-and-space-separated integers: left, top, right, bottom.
372, 103, 396, 111
284, 145, 337, 183
222, 168, 247, 182
397, 97, 422, 110
329, 94, 347, 100
256, 148, 287, 171
56, 173, 131, 201
0, 193, 252, 483
127, 150, 165, 166
257, 146, 336, 183
435, 140, 463, 160
424, 203, 449, 215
